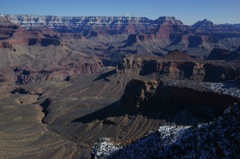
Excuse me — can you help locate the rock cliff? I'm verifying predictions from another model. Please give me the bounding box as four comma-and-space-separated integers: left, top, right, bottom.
4, 14, 240, 57
118, 50, 239, 82
120, 79, 239, 124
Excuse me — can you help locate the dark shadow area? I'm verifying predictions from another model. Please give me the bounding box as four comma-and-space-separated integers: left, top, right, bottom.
188, 36, 203, 48
203, 64, 237, 82
102, 119, 117, 125
90, 31, 98, 37
101, 58, 118, 67
11, 88, 29, 94
93, 69, 116, 81
39, 70, 52, 74
121, 34, 137, 48
109, 20, 118, 28
41, 38, 60, 46
177, 62, 195, 79
15, 76, 24, 85
71, 101, 123, 123
152, 52, 164, 57
72, 79, 239, 126
64, 76, 71, 81
43, 34, 59, 39
22, 70, 31, 75
169, 34, 182, 46
40, 98, 51, 124
207, 48, 231, 60
70, 98, 221, 126
98, 104, 240, 159
13, 67, 20, 72
28, 38, 38, 46
139, 60, 159, 76
70, 100, 178, 124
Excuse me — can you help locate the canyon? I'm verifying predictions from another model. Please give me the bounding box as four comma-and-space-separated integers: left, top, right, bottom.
0, 14, 239, 158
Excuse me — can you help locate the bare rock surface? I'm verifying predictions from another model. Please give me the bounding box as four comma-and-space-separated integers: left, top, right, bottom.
0, 62, 239, 158
93, 103, 240, 159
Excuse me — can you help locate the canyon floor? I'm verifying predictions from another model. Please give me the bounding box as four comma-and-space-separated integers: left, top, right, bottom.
1, 62, 240, 158
0, 65, 168, 158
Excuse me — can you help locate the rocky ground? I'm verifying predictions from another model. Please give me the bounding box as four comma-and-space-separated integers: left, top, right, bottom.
93, 103, 240, 159
0, 63, 239, 158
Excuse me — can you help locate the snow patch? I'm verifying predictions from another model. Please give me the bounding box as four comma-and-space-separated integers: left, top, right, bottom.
92, 104, 240, 158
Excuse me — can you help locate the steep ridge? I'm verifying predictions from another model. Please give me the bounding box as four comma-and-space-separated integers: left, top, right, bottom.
5, 14, 240, 58
0, 15, 61, 48
0, 15, 18, 41
120, 79, 239, 124
0, 16, 27, 48
192, 19, 240, 34
6, 15, 153, 33
0, 15, 104, 84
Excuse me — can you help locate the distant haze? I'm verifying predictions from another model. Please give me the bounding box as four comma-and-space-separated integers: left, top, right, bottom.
1, 0, 239, 25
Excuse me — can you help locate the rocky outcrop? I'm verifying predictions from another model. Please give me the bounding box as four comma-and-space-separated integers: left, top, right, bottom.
0, 15, 19, 40
120, 79, 158, 111
0, 42, 12, 48
192, 19, 240, 33
206, 47, 240, 63
120, 79, 239, 124
0, 16, 60, 47
192, 19, 215, 32
0, 59, 103, 86
118, 50, 239, 82
13, 61, 103, 84
28, 37, 60, 46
